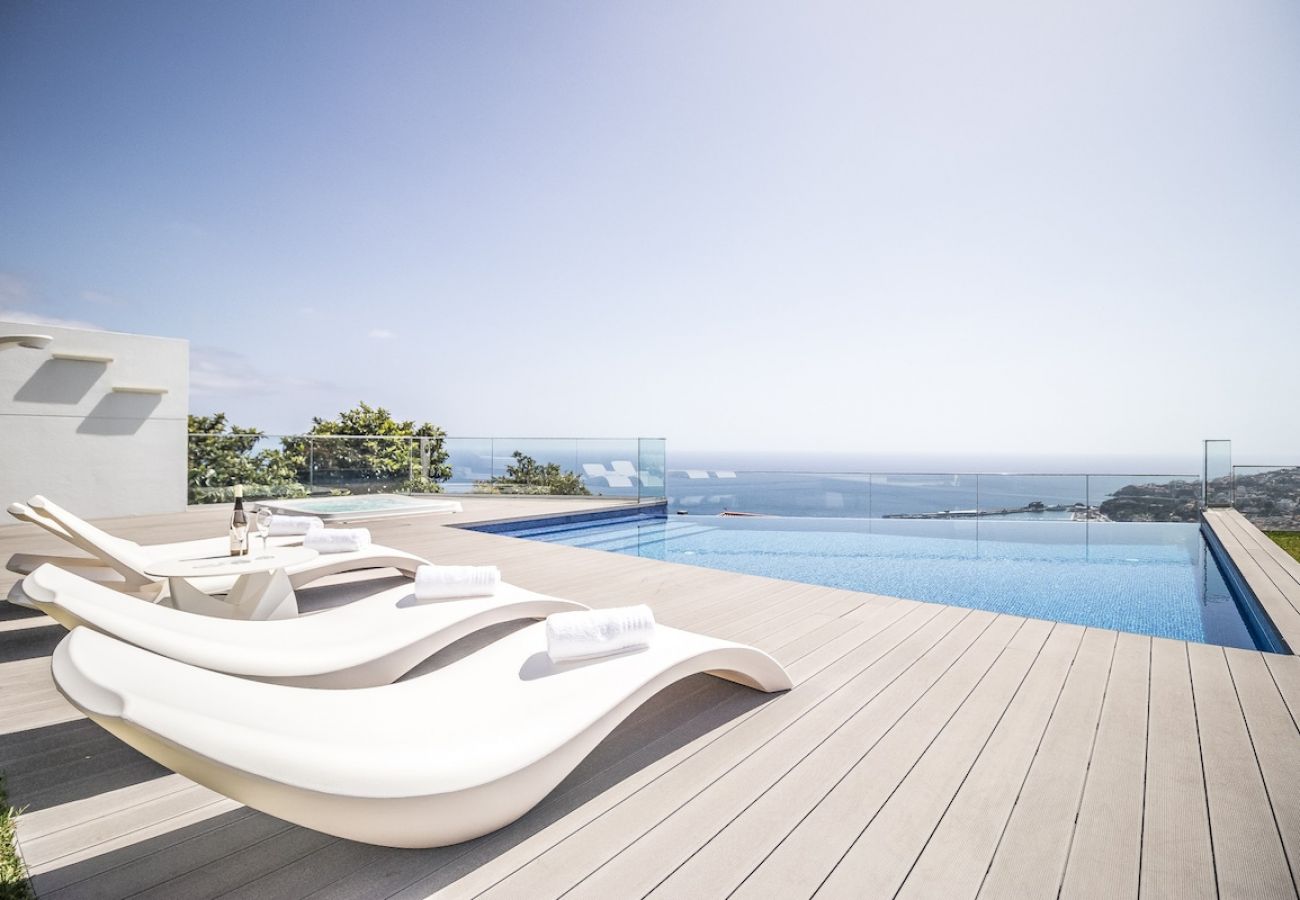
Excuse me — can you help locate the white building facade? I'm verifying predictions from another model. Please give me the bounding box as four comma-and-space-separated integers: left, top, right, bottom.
0, 321, 189, 517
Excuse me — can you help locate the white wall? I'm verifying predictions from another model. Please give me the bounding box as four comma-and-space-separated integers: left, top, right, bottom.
0, 322, 189, 518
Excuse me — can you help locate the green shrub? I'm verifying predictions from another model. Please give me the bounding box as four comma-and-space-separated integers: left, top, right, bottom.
0, 775, 33, 900
1265, 531, 1300, 563
189, 482, 311, 505
477, 452, 591, 496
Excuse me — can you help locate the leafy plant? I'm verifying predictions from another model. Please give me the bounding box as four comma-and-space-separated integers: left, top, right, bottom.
188, 405, 452, 502
481, 451, 590, 496
187, 413, 266, 493
188, 483, 311, 505
1266, 531, 1300, 563
280, 403, 450, 494
0, 775, 34, 900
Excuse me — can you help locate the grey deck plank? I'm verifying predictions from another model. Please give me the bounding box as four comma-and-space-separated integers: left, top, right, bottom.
1265, 652, 1300, 725
976, 627, 1117, 898
1225, 648, 1300, 891
891, 623, 1086, 900
1187, 642, 1295, 898
1058, 631, 1151, 900
483, 609, 1014, 900
1218, 509, 1300, 605
37, 810, 269, 900
1224, 509, 1300, 592
22, 784, 233, 874
110, 819, 335, 900
585, 608, 1011, 900
16, 774, 199, 843
814, 620, 1059, 898
1140, 638, 1216, 900
724, 616, 1032, 900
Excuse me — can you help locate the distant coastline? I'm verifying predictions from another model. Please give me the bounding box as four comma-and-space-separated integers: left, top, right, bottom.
668, 450, 1203, 476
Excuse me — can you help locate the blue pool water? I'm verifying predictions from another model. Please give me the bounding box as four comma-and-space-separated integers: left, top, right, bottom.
478, 513, 1276, 651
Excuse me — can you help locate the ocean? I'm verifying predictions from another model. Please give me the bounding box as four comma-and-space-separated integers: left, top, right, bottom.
664, 451, 1202, 519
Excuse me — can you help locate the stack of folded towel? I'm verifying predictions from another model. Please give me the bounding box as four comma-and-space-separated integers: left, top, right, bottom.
545, 605, 656, 663
268, 515, 324, 536
303, 527, 371, 554
414, 564, 501, 600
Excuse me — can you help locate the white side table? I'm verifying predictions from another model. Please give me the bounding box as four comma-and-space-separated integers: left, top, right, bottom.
144, 546, 319, 620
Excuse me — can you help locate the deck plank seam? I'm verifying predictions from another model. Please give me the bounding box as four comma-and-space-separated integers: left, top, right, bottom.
453, 607, 967, 900
630, 609, 1004, 899
972, 627, 1098, 899
1136, 636, 1153, 900
152, 827, 339, 900
809, 617, 1036, 897
1220, 648, 1300, 897
901, 621, 1085, 900
503, 608, 983, 900
1261, 656, 1300, 733
1185, 642, 1221, 899
1237, 540, 1300, 622
18, 779, 202, 844
1051, 630, 1121, 898
34, 806, 266, 898
1226, 511, 1300, 593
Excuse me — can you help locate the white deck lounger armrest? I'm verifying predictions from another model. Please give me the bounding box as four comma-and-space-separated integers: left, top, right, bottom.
9, 502, 76, 541
25, 496, 155, 586
52, 620, 791, 847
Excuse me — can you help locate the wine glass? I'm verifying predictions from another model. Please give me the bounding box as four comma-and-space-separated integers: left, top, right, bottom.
254, 507, 273, 555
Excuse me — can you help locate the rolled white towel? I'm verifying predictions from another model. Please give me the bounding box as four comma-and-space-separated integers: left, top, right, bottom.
414, 564, 500, 600
303, 527, 371, 554
268, 515, 324, 536
546, 605, 656, 663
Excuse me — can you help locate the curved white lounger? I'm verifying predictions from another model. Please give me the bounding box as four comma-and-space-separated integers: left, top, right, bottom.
10, 497, 430, 594
53, 622, 791, 847
23, 564, 587, 688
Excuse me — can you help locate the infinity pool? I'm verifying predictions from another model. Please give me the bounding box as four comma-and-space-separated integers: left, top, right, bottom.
476, 512, 1278, 651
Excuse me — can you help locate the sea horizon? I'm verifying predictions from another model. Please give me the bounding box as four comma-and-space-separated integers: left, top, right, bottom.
666, 449, 1205, 476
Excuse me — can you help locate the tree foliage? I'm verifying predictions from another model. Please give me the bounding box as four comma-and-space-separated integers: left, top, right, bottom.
281, 402, 451, 492
488, 451, 590, 495
187, 413, 302, 502
187, 404, 452, 502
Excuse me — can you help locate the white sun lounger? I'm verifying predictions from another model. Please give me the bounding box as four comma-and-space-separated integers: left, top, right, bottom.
52, 620, 791, 847
21, 564, 587, 688
8, 496, 430, 596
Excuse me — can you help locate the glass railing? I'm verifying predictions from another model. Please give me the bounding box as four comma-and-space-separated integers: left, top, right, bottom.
187, 434, 667, 504
1232, 465, 1300, 530
668, 471, 1203, 522
1204, 439, 1233, 507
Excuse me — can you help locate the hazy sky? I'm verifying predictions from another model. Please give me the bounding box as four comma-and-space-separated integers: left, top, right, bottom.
2, 0, 1297, 462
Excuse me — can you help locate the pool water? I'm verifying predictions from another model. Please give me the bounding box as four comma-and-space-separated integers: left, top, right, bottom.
480, 513, 1274, 651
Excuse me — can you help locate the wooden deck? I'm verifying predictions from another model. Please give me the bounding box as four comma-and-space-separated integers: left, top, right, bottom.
2, 500, 1298, 899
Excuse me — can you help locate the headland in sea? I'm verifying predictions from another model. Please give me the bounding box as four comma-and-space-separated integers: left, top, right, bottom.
663, 450, 1206, 520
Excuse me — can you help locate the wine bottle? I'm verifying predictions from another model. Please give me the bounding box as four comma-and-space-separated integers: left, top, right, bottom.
229, 485, 248, 556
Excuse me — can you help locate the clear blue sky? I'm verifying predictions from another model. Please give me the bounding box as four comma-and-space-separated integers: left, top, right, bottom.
3, 0, 1298, 462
